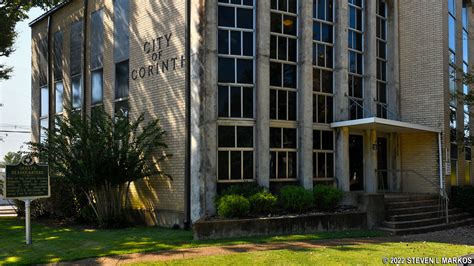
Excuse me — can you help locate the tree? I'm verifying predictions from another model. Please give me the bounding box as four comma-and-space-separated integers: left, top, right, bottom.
0, 0, 63, 80
0, 151, 22, 168
29, 108, 169, 227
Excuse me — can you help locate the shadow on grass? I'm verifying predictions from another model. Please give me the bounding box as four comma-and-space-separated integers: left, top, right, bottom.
0, 217, 385, 265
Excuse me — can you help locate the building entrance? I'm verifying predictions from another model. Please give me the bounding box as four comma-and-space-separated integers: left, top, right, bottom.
349, 135, 364, 191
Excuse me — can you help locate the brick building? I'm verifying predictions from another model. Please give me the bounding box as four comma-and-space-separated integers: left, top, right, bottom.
29, 0, 473, 227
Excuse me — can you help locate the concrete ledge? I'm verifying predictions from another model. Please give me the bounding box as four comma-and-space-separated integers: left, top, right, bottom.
193, 212, 367, 240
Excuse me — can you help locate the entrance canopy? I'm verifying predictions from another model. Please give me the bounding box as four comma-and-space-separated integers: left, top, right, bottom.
330, 117, 441, 133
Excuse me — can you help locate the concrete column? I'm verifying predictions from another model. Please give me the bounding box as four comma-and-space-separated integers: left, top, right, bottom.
388, 133, 401, 192
298, 0, 314, 189
335, 127, 350, 191
387, 0, 400, 119
334, 0, 350, 192
334, 0, 349, 122
190, 0, 217, 222
256, 0, 270, 189
469, 5, 474, 185
364, 0, 377, 118
364, 129, 378, 193
455, 0, 466, 185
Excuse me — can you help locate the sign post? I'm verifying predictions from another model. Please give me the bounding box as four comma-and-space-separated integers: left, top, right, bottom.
4, 155, 49, 245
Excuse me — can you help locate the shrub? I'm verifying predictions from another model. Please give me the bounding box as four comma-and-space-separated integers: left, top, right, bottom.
221, 183, 264, 198
249, 191, 277, 214
217, 195, 250, 218
452, 186, 474, 214
313, 185, 343, 210
279, 186, 313, 213
215, 183, 264, 207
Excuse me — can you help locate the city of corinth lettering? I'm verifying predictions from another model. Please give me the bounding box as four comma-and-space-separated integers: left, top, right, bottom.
131, 32, 185, 80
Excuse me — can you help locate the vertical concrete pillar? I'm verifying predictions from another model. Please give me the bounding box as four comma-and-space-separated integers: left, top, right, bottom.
468, 4, 474, 185
190, 0, 217, 222
455, 0, 466, 185
387, 0, 400, 119
364, 129, 378, 193
364, 0, 377, 117
334, 0, 350, 192
334, 0, 349, 122
336, 127, 350, 191
298, 0, 314, 189
256, 0, 270, 189
388, 133, 401, 192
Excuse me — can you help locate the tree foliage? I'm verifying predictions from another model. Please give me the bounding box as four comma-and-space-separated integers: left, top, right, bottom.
29, 108, 169, 227
0, 0, 63, 80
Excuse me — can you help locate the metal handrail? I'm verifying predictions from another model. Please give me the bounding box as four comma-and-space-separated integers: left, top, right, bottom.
376, 102, 400, 121
376, 169, 449, 223
347, 95, 372, 118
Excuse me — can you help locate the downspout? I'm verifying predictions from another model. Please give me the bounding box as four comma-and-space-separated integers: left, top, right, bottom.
438, 132, 448, 223
438, 132, 444, 193
47, 16, 53, 131
184, 0, 191, 229
82, 0, 89, 116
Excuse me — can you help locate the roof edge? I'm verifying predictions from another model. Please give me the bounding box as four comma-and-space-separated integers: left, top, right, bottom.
28, 1, 71, 28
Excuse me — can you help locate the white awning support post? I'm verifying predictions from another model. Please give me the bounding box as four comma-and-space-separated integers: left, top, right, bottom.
438, 132, 448, 224
24, 199, 32, 245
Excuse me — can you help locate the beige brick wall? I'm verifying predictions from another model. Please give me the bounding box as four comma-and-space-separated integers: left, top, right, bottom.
31, 0, 186, 226
129, 0, 186, 219
398, 0, 449, 192
400, 133, 439, 194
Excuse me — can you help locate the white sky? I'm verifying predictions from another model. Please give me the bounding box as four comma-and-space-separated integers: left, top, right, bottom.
0, 8, 43, 160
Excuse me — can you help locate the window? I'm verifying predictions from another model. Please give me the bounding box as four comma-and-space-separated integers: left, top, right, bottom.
40, 118, 48, 144
40, 85, 49, 143
270, 127, 297, 179
55, 81, 64, 113
348, 0, 364, 120
91, 9, 104, 107
217, 126, 254, 181
91, 69, 103, 105
376, 0, 387, 118
270, 0, 298, 121
313, 0, 334, 124
313, 130, 334, 179
70, 20, 83, 110
115, 60, 129, 117
53, 31, 63, 81
71, 75, 82, 109
114, 0, 129, 118
114, 0, 129, 62
217, 0, 255, 182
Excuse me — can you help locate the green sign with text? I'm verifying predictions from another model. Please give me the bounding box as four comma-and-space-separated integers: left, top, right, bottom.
5, 163, 50, 199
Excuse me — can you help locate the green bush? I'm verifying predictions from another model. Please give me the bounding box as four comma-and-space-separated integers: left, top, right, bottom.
217, 195, 250, 218
215, 183, 264, 207
279, 186, 313, 213
452, 186, 474, 214
221, 183, 264, 198
249, 191, 277, 214
313, 185, 343, 210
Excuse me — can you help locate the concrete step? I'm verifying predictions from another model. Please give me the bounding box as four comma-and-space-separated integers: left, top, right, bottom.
382, 213, 472, 229
387, 208, 463, 222
384, 194, 438, 203
387, 205, 441, 216
377, 217, 474, 235
386, 199, 439, 209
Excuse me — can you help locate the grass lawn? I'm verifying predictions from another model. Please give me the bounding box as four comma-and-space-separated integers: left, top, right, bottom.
134, 242, 474, 266
0, 217, 383, 265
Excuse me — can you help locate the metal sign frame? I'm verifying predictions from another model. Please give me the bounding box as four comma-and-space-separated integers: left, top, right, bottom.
4, 156, 50, 200
3, 155, 50, 245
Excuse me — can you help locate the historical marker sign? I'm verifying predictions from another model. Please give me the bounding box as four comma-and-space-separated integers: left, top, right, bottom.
4, 156, 50, 244
5, 162, 50, 199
